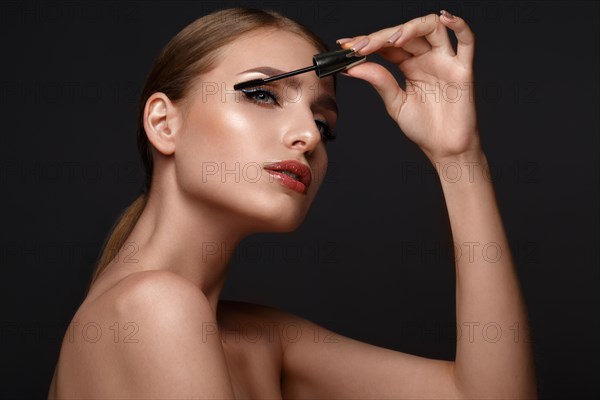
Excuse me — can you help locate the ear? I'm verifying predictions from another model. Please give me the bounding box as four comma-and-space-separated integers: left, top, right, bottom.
143, 92, 184, 156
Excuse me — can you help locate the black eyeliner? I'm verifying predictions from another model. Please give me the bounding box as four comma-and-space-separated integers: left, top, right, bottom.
240, 86, 281, 106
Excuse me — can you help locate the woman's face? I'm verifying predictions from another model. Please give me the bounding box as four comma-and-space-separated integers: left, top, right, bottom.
173, 28, 337, 232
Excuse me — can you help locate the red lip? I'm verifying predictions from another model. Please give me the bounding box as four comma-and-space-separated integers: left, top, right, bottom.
263, 160, 312, 194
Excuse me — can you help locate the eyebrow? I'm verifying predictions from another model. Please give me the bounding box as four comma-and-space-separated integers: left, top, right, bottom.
237, 66, 338, 116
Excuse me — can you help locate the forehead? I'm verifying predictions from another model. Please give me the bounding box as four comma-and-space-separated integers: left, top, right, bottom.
212, 28, 335, 94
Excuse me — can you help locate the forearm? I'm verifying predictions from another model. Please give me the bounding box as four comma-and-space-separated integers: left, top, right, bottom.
433, 149, 537, 399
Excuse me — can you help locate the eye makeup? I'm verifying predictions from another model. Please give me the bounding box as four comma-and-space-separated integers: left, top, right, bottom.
240, 85, 281, 106
239, 84, 336, 142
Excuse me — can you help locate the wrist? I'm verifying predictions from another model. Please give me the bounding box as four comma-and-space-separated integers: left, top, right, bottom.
427, 148, 490, 186
419, 126, 482, 160
429, 147, 487, 167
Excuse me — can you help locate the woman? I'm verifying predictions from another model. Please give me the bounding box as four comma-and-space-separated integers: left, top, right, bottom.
48, 7, 537, 399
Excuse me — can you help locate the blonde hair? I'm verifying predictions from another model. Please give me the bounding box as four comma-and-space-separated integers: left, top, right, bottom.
88, 7, 335, 287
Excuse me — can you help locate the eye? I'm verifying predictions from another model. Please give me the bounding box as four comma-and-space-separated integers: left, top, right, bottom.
241, 86, 336, 143
241, 87, 280, 106
316, 119, 336, 143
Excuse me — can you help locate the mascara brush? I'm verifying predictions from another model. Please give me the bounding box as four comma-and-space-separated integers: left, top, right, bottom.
233, 48, 366, 90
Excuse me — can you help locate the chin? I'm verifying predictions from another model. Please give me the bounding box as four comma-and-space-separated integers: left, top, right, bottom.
245, 194, 311, 233
255, 205, 309, 233
187, 179, 317, 233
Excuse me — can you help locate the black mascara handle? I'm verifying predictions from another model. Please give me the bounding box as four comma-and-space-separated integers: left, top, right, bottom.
313, 48, 367, 78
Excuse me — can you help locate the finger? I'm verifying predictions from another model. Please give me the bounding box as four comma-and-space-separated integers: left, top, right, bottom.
439, 10, 475, 66
394, 13, 455, 56
337, 24, 399, 51
394, 37, 432, 57
376, 46, 413, 65
339, 34, 429, 59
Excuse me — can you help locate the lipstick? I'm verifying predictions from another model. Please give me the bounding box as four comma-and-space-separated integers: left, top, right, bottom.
263, 160, 312, 194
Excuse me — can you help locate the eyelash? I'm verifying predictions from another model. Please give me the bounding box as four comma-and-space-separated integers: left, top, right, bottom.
240, 87, 336, 143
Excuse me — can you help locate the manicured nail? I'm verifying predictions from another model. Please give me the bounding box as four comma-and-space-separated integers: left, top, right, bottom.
336, 38, 353, 46
440, 9, 456, 20
350, 37, 369, 54
386, 29, 403, 43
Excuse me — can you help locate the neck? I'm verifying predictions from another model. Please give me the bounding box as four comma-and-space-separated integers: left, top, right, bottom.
112, 186, 252, 316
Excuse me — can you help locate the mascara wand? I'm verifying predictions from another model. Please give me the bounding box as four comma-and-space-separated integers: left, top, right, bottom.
233, 48, 366, 90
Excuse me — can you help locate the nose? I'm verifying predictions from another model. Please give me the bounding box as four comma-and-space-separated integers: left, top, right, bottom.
282, 108, 323, 157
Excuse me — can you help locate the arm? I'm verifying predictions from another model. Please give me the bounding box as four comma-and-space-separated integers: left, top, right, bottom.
338, 12, 536, 397
281, 11, 536, 399
435, 149, 537, 398
280, 156, 536, 399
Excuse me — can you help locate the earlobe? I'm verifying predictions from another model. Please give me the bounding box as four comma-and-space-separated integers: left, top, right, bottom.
144, 92, 179, 156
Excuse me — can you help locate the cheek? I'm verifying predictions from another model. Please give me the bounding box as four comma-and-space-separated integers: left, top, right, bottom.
173, 104, 268, 193
180, 102, 260, 159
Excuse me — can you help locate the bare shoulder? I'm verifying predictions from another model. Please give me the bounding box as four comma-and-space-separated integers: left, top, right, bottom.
76, 269, 215, 338
90, 269, 207, 308
53, 270, 235, 398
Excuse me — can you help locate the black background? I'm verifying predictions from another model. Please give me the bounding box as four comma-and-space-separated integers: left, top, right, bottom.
1, 1, 598, 398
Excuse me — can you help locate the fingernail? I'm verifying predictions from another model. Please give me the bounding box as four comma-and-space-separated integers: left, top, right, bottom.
440, 10, 456, 20
386, 29, 403, 44
336, 38, 353, 46
350, 37, 369, 54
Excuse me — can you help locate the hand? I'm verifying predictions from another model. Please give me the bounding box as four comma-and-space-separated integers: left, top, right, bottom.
337, 11, 481, 162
